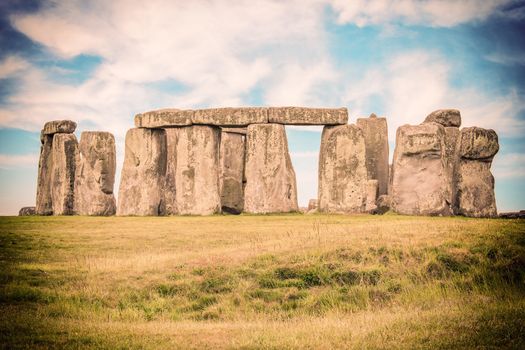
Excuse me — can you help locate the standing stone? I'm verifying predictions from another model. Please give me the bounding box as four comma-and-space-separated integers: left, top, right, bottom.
366, 179, 379, 213
164, 128, 181, 215
51, 133, 79, 215
219, 131, 245, 214
308, 199, 318, 211
356, 114, 389, 196
74, 132, 116, 216
244, 124, 298, 213
423, 109, 461, 127
444, 127, 461, 211
390, 123, 452, 216
456, 127, 499, 217
318, 124, 367, 214
175, 126, 221, 215
117, 128, 167, 216
36, 133, 54, 215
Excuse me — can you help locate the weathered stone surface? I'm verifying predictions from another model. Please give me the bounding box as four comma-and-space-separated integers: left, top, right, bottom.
74, 132, 116, 216
134, 109, 193, 128
308, 199, 318, 211
175, 126, 221, 215
35, 134, 54, 215
220, 127, 247, 135
19, 207, 36, 216
366, 179, 378, 212
51, 133, 79, 215
456, 127, 498, 218
219, 131, 245, 214
423, 109, 461, 127
117, 128, 167, 216
444, 127, 461, 211
193, 107, 268, 126
268, 107, 348, 125
164, 128, 181, 215
458, 127, 499, 160
42, 120, 77, 135
356, 114, 389, 196
375, 195, 392, 215
244, 124, 298, 213
391, 123, 452, 216
318, 124, 367, 214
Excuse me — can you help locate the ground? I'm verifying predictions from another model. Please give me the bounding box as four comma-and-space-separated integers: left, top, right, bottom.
0, 214, 524, 349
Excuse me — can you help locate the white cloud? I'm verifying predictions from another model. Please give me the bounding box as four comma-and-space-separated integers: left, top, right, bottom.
329, 0, 509, 27
343, 50, 525, 144
0, 153, 39, 169
0, 56, 29, 78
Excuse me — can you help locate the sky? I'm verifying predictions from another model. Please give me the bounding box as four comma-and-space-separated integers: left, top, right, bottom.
0, 0, 524, 215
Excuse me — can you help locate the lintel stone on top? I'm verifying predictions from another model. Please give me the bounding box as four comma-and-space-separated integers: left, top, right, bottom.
268, 107, 348, 125
134, 108, 193, 128
193, 107, 268, 126
42, 120, 77, 135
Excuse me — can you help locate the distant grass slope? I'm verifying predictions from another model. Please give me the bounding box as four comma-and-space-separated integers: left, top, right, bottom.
0, 214, 524, 349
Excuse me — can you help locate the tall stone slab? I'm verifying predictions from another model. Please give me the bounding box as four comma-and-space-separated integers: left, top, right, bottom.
244, 124, 298, 213
164, 128, 181, 215
51, 133, 79, 215
444, 127, 461, 211
35, 133, 54, 215
74, 132, 116, 216
117, 128, 167, 216
219, 131, 245, 214
175, 125, 221, 215
456, 127, 499, 217
391, 123, 452, 216
356, 114, 389, 196
318, 124, 367, 214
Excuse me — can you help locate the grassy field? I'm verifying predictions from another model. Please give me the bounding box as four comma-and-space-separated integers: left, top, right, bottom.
0, 214, 524, 349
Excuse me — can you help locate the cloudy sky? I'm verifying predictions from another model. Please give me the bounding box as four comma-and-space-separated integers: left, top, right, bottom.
0, 0, 524, 214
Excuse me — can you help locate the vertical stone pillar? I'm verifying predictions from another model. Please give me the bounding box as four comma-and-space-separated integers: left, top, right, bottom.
51, 133, 79, 215
318, 124, 367, 213
36, 133, 54, 215
164, 128, 181, 215
117, 128, 167, 216
74, 132, 116, 216
175, 125, 221, 215
444, 127, 461, 211
356, 114, 389, 196
456, 127, 499, 217
390, 123, 452, 216
36, 120, 77, 215
244, 124, 298, 213
366, 179, 379, 212
219, 131, 245, 214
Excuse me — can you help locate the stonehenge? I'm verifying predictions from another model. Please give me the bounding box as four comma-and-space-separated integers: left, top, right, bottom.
35, 106, 500, 218
244, 124, 298, 213
117, 128, 167, 216
356, 113, 389, 196
318, 124, 367, 214
74, 132, 116, 216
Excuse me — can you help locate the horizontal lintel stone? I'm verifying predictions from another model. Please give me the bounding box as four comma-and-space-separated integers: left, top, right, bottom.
221, 127, 247, 135
134, 109, 193, 128
268, 107, 348, 125
192, 107, 268, 126
42, 120, 77, 135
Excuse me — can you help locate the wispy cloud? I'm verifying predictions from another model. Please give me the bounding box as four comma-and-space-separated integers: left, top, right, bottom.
329, 0, 510, 27
493, 153, 525, 179
0, 55, 29, 78
0, 153, 39, 169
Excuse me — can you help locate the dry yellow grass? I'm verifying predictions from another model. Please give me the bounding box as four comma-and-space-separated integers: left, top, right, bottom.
1, 214, 524, 349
